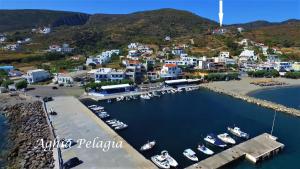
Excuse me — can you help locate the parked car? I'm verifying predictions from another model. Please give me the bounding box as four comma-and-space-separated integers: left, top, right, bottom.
52, 86, 58, 90
63, 157, 82, 169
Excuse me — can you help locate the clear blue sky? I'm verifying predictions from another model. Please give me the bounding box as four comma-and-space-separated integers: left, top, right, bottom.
0, 0, 299, 24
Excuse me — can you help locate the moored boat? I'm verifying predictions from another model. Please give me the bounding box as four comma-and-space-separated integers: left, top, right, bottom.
140, 140, 156, 151
227, 126, 249, 139
161, 150, 178, 167
204, 134, 227, 148
114, 124, 128, 130
217, 133, 236, 144
183, 149, 198, 162
151, 155, 170, 169
197, 144, 214, 155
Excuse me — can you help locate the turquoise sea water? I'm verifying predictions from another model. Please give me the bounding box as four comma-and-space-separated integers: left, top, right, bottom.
82, 88, 300, 169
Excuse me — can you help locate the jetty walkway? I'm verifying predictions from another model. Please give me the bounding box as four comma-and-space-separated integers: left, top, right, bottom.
186, 133, 284, 169
201, 84, 300, 117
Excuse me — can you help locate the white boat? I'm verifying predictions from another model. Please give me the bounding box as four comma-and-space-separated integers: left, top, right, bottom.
166, 90, 171, 94
125, 96, 131, 101
140, 140, 156, 151
177, 88, 183, 92
91, 106, 104, 111
114, 124, 128, 130
183, 149, 198, 162
197, 145, 214, 155
161, 150, 178, 167
111, 122, 124, 127
88, 105, 97, 108
204, 134, 227, 148
151, 155, 170, 169
171, 89, 177, 94
107, 99, 112, 103
148, 93, 153, 97
217, 133, 236, 144
161, 91, 166, 94
106, 119, 116, 123
227, 127, 249, 139
140, 94, 150, 99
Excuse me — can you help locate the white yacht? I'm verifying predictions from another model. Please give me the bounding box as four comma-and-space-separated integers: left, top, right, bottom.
204, 134, 227, 148
140, 140, 156, 151
183, 149, 198, 162
151, 155, 170, 169
197, 145, 214, 155
227, 126, 249, 139
91, 106, 104, 111
161, 150, 178, 167
217, 133, 236, 144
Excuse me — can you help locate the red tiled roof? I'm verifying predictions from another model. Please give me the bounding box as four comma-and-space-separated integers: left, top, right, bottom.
128, 60, 140, 65
164, 63, 177, 68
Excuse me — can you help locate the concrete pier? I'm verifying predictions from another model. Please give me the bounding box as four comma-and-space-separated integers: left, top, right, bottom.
186, 133, 284, 169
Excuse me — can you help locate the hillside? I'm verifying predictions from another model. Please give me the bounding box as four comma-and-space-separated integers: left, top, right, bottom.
0, 9, 90, 32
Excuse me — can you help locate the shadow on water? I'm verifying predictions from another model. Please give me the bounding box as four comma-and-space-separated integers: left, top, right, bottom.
81, 88, 300, 169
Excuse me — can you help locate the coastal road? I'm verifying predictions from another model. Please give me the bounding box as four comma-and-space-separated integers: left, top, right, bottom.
45, 96, 156, 169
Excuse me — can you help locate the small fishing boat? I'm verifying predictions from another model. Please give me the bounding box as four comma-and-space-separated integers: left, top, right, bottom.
140, 140, 156, 151
217, 133, 236, 144
197, 145, 214, 155
151, 155, 170, 169
161, 150, 178, 167
107, 99, 112, 103
183, 149, 198, 162
204, 134, 227, 148
227, 126, 249, 139
161, 91, 166, 95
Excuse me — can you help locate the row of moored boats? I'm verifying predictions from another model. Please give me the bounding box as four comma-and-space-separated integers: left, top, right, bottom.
87, 104, 128, 130
143, 126, 249, 168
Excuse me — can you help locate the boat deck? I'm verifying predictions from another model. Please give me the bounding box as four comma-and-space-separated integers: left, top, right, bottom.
186, 133, 284, 169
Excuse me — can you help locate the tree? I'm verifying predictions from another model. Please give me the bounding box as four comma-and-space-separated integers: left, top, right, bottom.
1, 79, 14, 88
15, 80, 28, 89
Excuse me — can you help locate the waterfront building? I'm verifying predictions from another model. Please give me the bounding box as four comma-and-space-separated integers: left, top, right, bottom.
160, 63, 182, 79
89, 84, 135, 96
147, 71, 160, 81
125, 60, 143, 81
274, 62, 293, 72
24, 69, 50, 84
94, 68, 125, 82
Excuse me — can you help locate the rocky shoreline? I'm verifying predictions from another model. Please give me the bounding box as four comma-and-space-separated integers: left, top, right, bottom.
0, 95, 54, 169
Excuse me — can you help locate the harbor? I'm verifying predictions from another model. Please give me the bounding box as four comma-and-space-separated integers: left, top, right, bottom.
186, 133, 284, 169
81, 88, 299, 169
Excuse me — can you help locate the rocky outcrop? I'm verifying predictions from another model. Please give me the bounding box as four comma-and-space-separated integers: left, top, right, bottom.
3, 101, 54, 169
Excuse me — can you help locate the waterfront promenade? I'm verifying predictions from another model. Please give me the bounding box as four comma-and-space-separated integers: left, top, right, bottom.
186, 133, 284, 169
200, 77, 300, 117
45, 96, 156, 169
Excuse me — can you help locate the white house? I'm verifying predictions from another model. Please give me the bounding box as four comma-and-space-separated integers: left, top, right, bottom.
274, 62, 293, 72
86, 50, 120, 66
261, 46, 269, 56
160, 64, 182, 79
53, 73, 74, 85
24, 69, 50, 84
94, 68, 125, 82
239, 49, 257, 61
219, 51, 230, 58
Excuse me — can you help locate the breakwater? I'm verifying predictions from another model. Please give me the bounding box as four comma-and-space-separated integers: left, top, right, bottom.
201, 84, 300, 117
2, 101, 55, 169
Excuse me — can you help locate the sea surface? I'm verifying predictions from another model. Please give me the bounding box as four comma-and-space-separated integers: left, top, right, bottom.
249, 86, 300, 110
81, 88, 300, 169
0, 114, 9, 168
